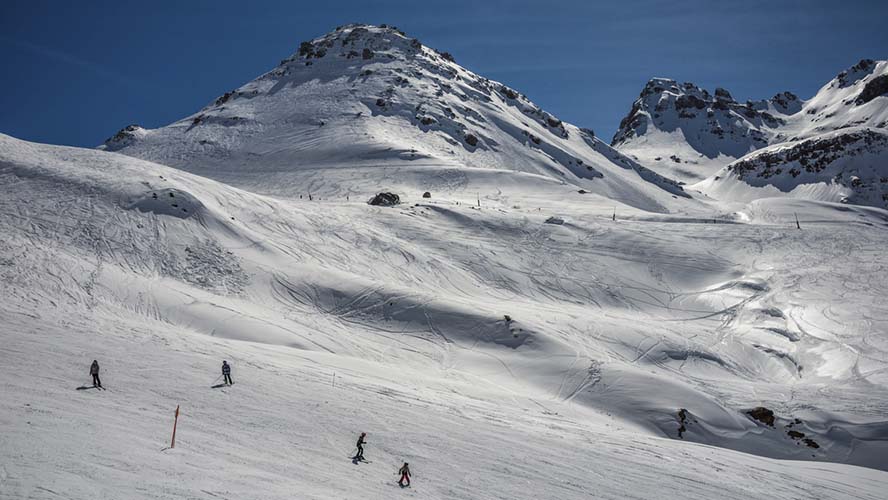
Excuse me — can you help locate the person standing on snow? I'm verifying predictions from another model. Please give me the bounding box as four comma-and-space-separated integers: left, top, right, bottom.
222, 360, 233, 385
398, 462, 411, 487
356, 432, 367, 460
90, 360, 102, 388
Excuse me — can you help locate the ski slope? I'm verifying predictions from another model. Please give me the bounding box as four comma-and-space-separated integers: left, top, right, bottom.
3, 130, 888, 499
3, 23, 888, 500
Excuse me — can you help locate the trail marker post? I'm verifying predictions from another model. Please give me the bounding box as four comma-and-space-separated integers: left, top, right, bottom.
170, 405, 180, 449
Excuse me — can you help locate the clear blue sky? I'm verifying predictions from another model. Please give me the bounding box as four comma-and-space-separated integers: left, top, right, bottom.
2, 0, 886, 148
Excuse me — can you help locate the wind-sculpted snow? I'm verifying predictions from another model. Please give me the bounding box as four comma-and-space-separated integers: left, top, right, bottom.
3, 131, 888, 500
100, 24, 688, 213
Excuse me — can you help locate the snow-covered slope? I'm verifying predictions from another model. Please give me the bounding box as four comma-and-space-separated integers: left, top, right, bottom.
4, 129, 888, 498
100, 24, 690, 213
613, 59, 888, 186
700, 127, 888, 207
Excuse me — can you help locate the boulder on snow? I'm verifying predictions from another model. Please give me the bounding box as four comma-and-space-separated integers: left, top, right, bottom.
422, 191, 431, 198
803, 438, 821, 449
368, 192, 400, 206
747, 407, 775, 427
464, 133, 479, 147
544, 216, 565, 225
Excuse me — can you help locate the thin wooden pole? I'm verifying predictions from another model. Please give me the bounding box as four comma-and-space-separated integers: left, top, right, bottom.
171, 405, 180, 449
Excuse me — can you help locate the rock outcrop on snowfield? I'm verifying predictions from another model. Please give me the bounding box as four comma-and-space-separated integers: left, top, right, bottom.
703, 128, 888, 207
101, 24, 689, 213
612, 59, 888, 186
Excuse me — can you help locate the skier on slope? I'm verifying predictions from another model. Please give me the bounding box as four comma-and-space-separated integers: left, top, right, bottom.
222, 360, 233, 385
355, 432, 367, 460
398, 462, 411, 487
90, 360, 102, 388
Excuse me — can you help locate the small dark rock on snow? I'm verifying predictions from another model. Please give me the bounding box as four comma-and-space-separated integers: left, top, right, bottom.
803, 438, 820, 449
422, 192, 431, 198
368, 193, 400, 206
747, 407, 775, 427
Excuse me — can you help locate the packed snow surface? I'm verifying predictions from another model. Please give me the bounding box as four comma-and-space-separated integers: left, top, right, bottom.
3, 24, 888, 500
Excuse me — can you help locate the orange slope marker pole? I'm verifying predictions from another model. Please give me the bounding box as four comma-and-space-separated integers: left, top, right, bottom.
171, 405, 180, 449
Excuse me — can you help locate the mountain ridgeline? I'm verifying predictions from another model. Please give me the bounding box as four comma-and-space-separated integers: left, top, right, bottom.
101, 23, 687, 213
611, 59, 888, 208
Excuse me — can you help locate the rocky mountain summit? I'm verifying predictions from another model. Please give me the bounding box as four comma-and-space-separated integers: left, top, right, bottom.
612, 78, 801, 162
612, 59, 888, 208
101, 24, 687, 212
612, 60, 888, 179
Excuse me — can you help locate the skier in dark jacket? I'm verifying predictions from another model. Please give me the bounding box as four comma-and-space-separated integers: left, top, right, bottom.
90, 360, 102, 388
398, 462, 411, 487
356, 432, 367, 460
222, 360, 233, 385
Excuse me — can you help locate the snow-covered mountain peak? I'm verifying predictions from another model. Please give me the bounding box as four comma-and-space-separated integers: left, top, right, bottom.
696, 60, 888, 209
610, 77, 799, 182
833, 58, 879, 89
100, 24, 690, 212
612, 77, 801, 152
283, 23, 431, 64
613, 60, 888, 184
800, 59, 888, 134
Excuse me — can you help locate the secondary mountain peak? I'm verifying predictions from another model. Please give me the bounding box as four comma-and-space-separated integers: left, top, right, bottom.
612, 59, 888, 186
611, 77, 799, 170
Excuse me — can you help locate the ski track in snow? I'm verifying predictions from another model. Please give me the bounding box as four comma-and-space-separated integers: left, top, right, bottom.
2, 132, 888, 499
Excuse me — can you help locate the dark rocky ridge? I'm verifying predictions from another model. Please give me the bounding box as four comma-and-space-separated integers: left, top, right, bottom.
611, 77, 800, 159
